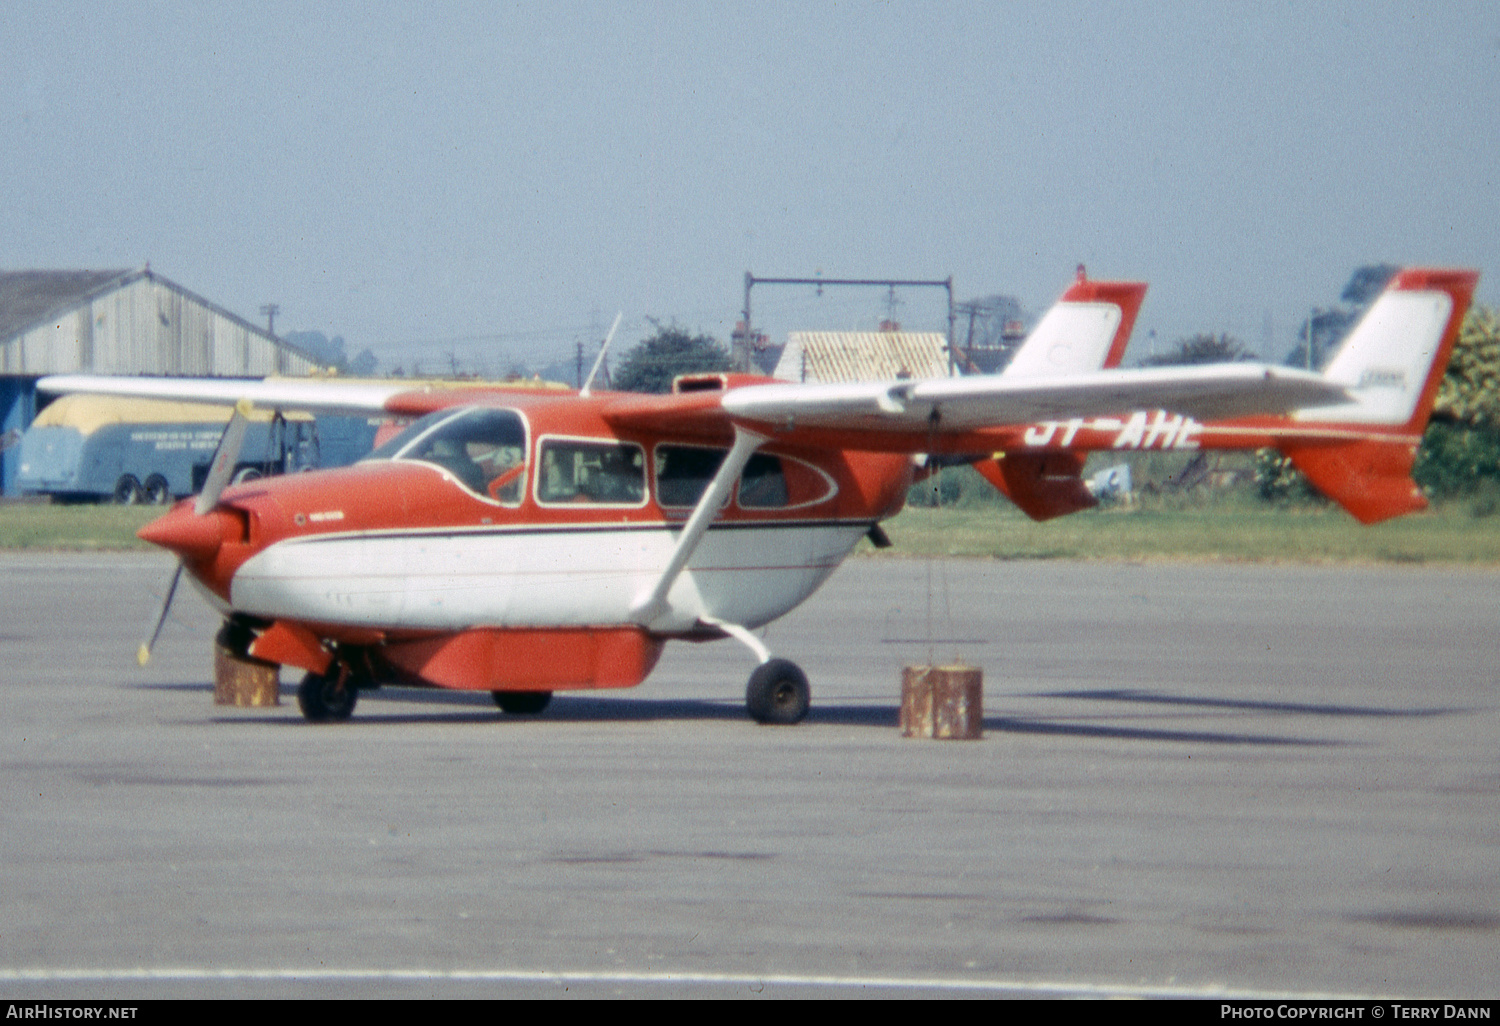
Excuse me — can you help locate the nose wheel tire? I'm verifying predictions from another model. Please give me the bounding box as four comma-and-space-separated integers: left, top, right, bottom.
746, 659, 810, 725
297, 670, 358, 722
492, 690, 552, 715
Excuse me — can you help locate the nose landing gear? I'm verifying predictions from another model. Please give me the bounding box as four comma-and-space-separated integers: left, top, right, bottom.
297, 668, 358, 722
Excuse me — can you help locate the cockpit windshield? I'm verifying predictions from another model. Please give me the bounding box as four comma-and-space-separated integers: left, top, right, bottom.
364, 407, 528, 503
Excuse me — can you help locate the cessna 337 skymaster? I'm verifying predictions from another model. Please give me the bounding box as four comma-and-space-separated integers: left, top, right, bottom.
40, 268, 1477, 724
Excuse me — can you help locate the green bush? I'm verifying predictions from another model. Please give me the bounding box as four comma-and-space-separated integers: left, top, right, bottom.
1413, 422, 1500, 500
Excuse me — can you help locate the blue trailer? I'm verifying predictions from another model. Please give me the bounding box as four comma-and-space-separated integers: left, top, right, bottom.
15, 393, 381, 503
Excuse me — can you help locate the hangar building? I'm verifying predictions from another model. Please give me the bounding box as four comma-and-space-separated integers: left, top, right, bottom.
0, 267, 323, 494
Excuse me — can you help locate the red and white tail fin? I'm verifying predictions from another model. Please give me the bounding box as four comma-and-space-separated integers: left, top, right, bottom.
1002, 272, 1148, 377
1278, 268, 1479, 524
977, 272, 1147, 520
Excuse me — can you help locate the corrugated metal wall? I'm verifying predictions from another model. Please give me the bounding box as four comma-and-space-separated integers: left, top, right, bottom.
0, 274, 317, 376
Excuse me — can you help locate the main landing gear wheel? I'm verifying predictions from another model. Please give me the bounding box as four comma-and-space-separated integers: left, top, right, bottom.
492, 690, 552, 715
746, 658, 810, 725
297, 670, 358, 722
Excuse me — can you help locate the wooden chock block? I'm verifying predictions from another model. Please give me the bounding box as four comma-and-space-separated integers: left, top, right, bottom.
213, 642, 281, 707
900, 664, 983, 739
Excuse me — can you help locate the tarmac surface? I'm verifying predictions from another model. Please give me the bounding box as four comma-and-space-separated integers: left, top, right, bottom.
0, 551, 1496, 999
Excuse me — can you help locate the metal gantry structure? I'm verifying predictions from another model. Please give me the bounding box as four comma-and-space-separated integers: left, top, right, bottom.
739, 273, 956, 376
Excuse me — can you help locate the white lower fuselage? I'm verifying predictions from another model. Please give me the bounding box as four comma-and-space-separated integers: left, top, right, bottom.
229, 519, 870, 636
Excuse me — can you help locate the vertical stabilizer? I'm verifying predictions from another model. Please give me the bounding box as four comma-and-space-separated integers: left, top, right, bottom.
1281, 268, 1479, 524
1294, 268, 1478, 431
1003, 273, 1148, 378
977, 272, 1148, 519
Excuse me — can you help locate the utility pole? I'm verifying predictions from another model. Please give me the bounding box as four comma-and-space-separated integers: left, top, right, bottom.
260, 303, 280, 338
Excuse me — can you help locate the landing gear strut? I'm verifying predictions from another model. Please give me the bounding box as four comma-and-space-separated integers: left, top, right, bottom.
297, 668, 358, 722
746, 658, 810, 725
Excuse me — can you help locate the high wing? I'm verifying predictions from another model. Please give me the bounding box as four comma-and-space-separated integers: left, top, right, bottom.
33, 374, 576, 420
716, 363, 1348, 436
41, 362, 1351, 449
35, 374, 416, 416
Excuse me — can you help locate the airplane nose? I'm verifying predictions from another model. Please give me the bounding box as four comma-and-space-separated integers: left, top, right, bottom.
137, 504, 240, 562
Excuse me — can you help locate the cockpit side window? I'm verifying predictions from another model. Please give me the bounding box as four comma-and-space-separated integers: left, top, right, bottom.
537, 439, 646, 506
655, 445, 728, 508
366, 407, 529, 504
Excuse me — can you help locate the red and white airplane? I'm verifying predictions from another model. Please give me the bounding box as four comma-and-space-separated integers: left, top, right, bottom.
40, 268, 1477, 724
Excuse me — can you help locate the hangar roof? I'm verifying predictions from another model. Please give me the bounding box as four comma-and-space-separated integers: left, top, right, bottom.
772, 331, 951, 383
0, 266, 321, 376
0, 269, 131, 342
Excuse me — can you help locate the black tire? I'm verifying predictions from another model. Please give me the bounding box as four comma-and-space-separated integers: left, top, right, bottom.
232, 467, 263, 485
297, 670, 357, 722
492, 690, 552, 715
746, 658, 810, 725
112, 474, 142, 505
143, 474, 172, 505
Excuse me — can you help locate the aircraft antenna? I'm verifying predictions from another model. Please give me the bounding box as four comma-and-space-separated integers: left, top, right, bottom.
580, 312, 623, 397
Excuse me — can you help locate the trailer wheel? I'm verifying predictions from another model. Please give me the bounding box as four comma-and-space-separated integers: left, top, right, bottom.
112, 475, 142, 505
232, 467, 263, 485
143, 475, 172, 505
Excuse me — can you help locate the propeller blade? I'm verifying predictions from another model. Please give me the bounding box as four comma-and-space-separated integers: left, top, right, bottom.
139, 398, 251, 664
137, 562, 184, 666
194, 398, 254, 515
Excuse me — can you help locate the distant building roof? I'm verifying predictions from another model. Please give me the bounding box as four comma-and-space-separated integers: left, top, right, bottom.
0, 266, 321, 376
0, 269, 132, 341
772, 331, 950, 383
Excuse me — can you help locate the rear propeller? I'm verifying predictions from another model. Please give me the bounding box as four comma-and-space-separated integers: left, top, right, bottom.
136, 400, 253, 666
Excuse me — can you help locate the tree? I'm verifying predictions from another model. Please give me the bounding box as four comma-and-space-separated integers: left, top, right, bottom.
1414, 306, 1500, 501
612, 326, 732, 394
1341, 263, 1401, 305
1284, 264, 1399, 370
284, 330, 379, 376
1143, 332, 1255, 366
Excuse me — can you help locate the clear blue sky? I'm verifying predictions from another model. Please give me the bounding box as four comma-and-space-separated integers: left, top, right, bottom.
4, 1, 1497, 373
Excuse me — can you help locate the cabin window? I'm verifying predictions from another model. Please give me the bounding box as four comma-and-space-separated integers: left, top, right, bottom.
655, 445, 727, 508
737, 452, 836, 509
366, 407, 528, 504
537, 439, 646, 505
737, 453, 791, 508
